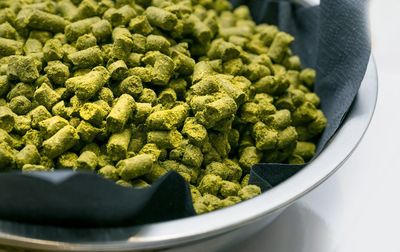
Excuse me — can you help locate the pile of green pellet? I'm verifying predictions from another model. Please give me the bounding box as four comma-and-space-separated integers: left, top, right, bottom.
0, 0, 327, 214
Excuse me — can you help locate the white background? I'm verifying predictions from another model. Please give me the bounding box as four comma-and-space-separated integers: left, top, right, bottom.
231, 1, 400, 251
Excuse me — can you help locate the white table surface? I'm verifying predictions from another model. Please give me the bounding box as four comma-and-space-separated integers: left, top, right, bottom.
231, 1, 399, 251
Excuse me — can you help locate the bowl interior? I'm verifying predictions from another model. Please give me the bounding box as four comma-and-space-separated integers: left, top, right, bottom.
0, 56, 378, 251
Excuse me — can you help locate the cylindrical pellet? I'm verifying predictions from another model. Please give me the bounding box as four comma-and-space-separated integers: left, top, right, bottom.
90, 19, 112, 43
144, 163, 167, 183
22, 129, 43, 148
238, 185, 261, 200
196, 96, 237, 128
107, 129, 131, 161
76, 120, 100, 142
146, 104, 188, 130
76, 34, 97, 50
43, 39, 63, 62
107, 60, 128, 81
33, 83, 61, 110
104, 5, 136, 27
106, 94, 135, 133
207, 39, 240, 61
42, 125, 80, 158
28, 106, 52, 129
76, 151, 98, 170
22, 9, 69, 33
98, 165, 119, 180
267, 32, 294, 63
220, 85, 245, 109
198, 174, 222, 196
56, 152, 78, 169
44, 61, 70, 86
300, 68, 316, 87
14, 115, 32, 135
239, 146, 262, 172
57, 0, 78, 20
133, 103, 152, 124
142, 51, 175, 86
15, 144, 40, 169
0, 22, 17, 40
277, 126, 298, 149
79, 102, 107, 126
292, 102, 318, 126
145, 6, 178, 31
117, 153, 153, 180
0, 106, 15, 133
252, 121, 278, 151
111, 27, 133, 60
129, 15, 153, 35
138, 88, 157, 104
67, 46, 104, 69
71, 0, 99, 21
0, 38, 23, 57
181, 144, 203, 168
7, 56, 40, 83
147, 129, 183, 149
192, 61, 216, 83
145, 34, 171, 54
38, 116, 69, 139
307, 110, 327, 136
293, 141, 316, 161
263, 109, 292, 130
188, 14, 212, 44
117, 75, 143, 97
182, 117, 208, 146
65, 17, 101, 42
66, 66, 110, 100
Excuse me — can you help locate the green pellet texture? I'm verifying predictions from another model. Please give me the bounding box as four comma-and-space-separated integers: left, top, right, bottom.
0, 0, 327, 215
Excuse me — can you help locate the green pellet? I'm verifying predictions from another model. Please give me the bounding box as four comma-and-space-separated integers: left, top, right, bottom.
129, 15, 153, 35
238, 185, 262, 200
79, 102, 107, 126
15, 144, 40, 169
18, 8, 69, 33
65, 17, 101, 42
294, 141, 316, 161
147, 129, 183, 149
34, 83, 61, 110
107, 128, 131, 161
56, 152, 78, 169
98, 165, 119, 180
76, 151, 98, 170
0, 106, 15, 133
146, 104, 188, 130
145, 6, 178, 31
67, 46, 104, 69
42, 125, 80, 158
44, 61, 70, 86
268, 32, 294, 63
0, 38, 23, 57
106, 94, 135, 133
38, 116, 69, 139
117, 153, 153, 180
7, 56, 40, 83
65, 66, 110, 100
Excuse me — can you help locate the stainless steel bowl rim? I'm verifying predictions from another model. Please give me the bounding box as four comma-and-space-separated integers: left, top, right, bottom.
0, 57, 378, 251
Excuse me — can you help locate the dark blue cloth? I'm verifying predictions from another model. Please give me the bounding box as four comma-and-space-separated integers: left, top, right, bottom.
232, 0, 371, 190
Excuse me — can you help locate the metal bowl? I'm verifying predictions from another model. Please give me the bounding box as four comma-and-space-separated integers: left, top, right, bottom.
0, 55, 377, 251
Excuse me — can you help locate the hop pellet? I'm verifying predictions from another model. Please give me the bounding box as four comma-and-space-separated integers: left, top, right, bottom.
0, 0, 327, 215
